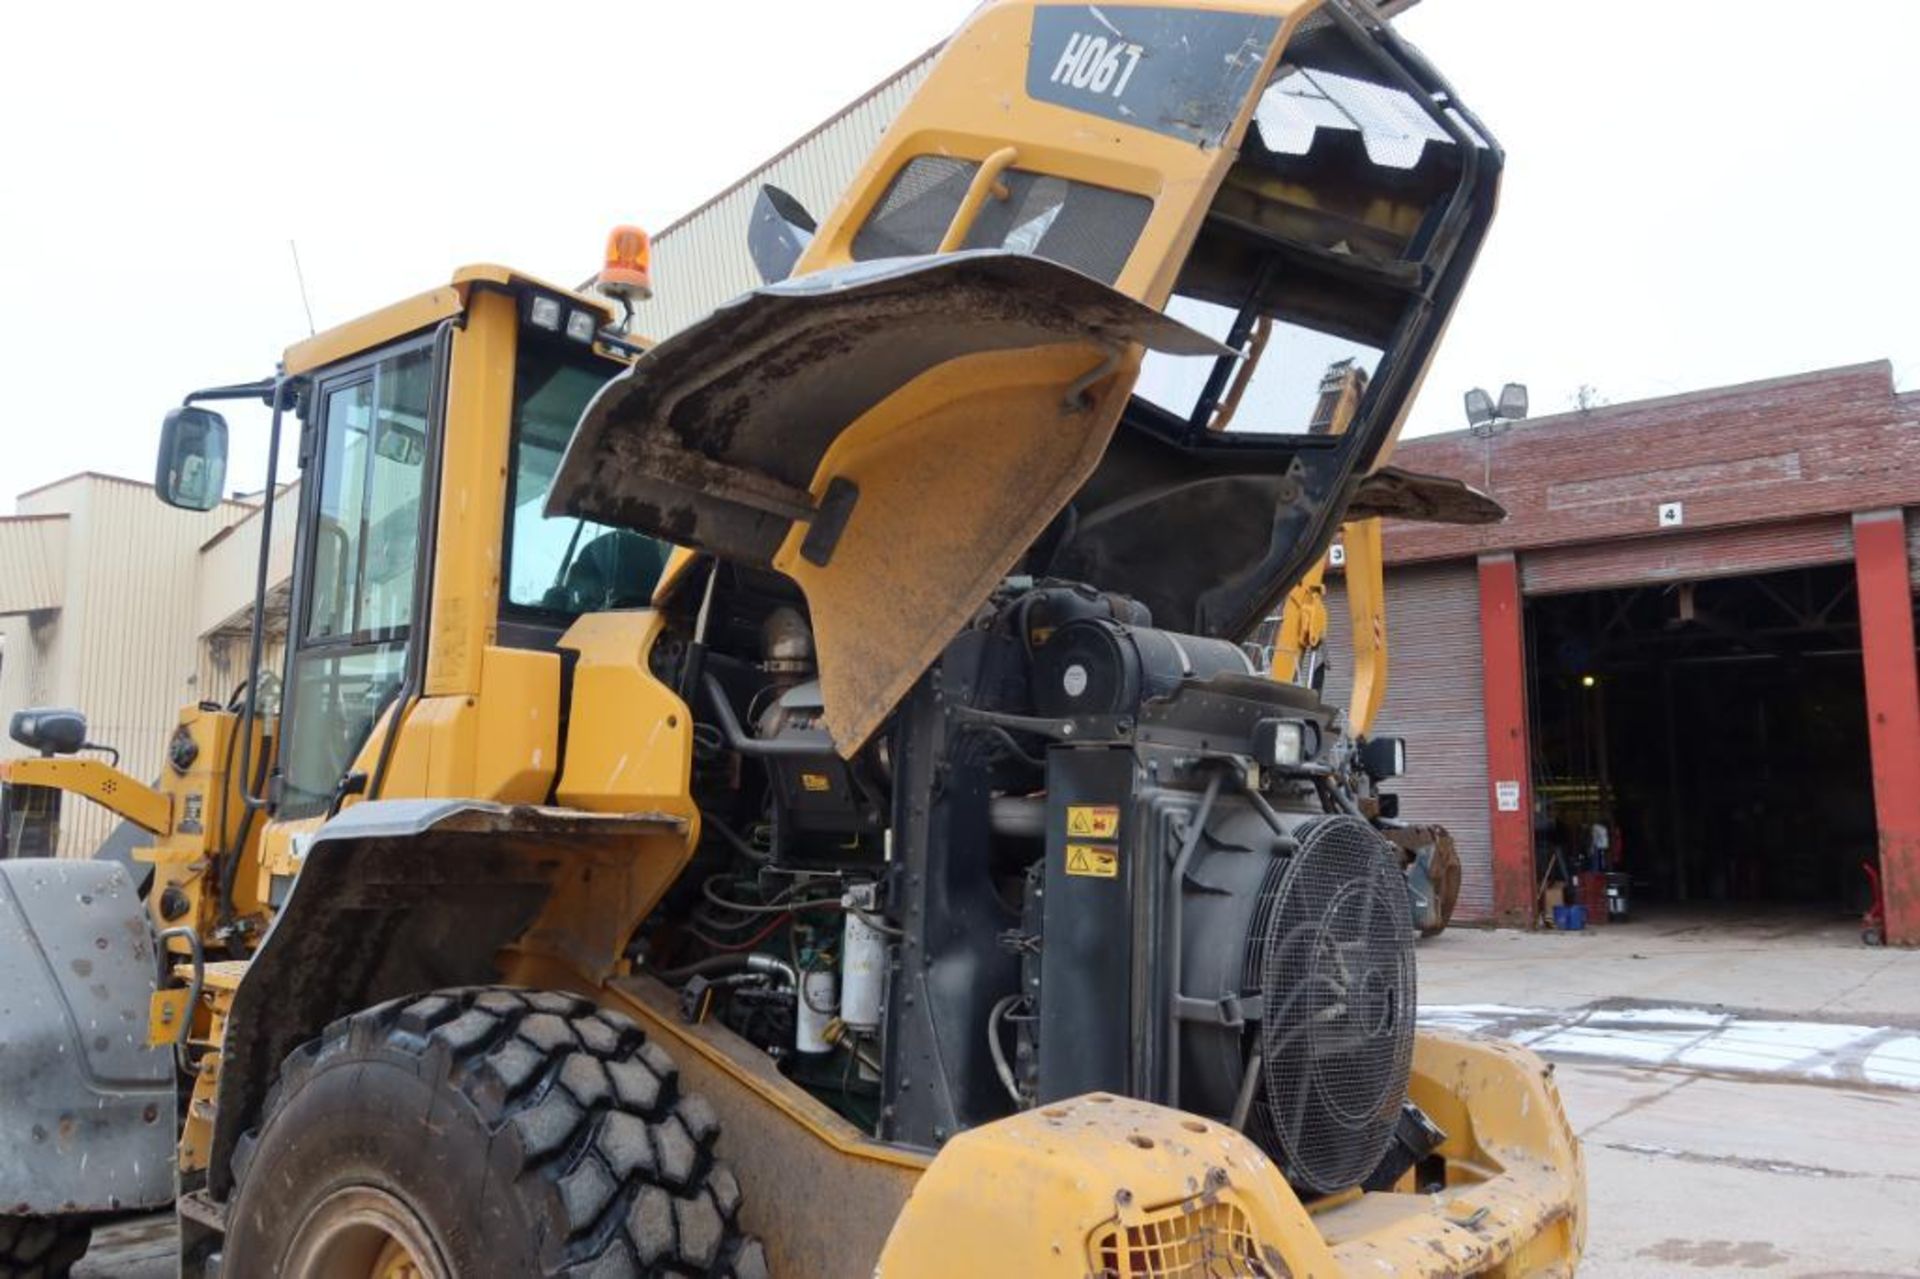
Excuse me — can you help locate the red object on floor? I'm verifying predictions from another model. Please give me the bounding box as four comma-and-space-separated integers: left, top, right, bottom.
1575, 874, 1608, 920
1863, 860, 1886, 947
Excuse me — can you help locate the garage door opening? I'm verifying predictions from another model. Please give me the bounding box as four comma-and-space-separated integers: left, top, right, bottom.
1526, 563, 1877, 923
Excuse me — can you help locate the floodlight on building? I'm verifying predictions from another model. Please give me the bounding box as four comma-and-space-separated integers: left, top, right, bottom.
1466, 381, 1530, 437
1464, 387, 1496, 429
1498, 382, 1530, 420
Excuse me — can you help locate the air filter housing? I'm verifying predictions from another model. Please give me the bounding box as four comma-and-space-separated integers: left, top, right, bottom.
1031, 619, 1252, 719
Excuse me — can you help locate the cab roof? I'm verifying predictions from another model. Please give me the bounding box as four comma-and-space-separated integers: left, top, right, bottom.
282, 265, 614, 376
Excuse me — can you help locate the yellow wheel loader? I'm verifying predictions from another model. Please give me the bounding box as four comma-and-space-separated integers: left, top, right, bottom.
1264, 359, 1493, 938
0, 3, 1583, 1275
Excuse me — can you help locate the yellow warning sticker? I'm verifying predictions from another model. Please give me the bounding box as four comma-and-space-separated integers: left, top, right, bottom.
1065, 804, 1120, 839
799, 772, 832, 793
1065, 843, 1119, 878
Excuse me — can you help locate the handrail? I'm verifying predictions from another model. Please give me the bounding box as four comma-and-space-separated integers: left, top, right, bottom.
936, 146, 1019, 253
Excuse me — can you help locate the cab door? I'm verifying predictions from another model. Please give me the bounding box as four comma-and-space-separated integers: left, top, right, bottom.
275, 338, 435, 818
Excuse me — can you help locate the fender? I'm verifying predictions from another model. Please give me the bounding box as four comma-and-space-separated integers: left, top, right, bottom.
205, 799, 688, 1200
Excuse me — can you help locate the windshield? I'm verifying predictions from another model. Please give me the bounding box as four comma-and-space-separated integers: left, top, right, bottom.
503, 340, 667, 616
1134, 295, 1382, 433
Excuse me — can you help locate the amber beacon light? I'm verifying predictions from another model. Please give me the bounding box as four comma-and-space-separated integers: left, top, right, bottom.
597, 225, 653, 303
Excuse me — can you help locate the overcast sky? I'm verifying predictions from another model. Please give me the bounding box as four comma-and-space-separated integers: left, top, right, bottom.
4, 1, 1915, 501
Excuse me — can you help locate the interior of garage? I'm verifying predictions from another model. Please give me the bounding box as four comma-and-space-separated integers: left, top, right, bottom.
1526, 564, 1879, 918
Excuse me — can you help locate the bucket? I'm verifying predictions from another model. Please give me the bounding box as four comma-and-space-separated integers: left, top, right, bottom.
1551, 904, 1588, 931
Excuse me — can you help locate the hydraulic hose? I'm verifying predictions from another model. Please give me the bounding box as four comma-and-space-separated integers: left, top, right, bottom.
653, 951, 797, 987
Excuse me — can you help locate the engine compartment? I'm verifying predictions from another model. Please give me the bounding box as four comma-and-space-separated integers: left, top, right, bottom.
634, 559, 1428, 1196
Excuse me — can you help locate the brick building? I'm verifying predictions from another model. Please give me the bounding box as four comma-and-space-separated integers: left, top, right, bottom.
1322, 361, 1920, 942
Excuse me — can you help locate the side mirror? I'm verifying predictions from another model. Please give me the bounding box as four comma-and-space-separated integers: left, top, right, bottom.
1359, 735, 1407, 781
155, 407, 229, 511
747, 184, 818, 285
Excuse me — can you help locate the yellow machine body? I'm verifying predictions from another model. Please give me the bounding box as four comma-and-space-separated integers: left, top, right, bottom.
3, 3, 1579, 1275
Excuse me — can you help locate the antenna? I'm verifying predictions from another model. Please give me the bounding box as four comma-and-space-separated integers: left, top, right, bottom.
288, 239, 317, 337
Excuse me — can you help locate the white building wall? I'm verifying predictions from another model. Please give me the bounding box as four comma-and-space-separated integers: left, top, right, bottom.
3, 475, 251, 857
624, 51, 939, 340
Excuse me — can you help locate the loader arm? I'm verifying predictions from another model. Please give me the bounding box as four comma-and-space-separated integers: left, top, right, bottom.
0, 755, 172, 834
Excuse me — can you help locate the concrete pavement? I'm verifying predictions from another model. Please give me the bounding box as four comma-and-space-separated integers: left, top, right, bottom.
1427, 909, 1920, 1277
1417, 908, 1919, 1022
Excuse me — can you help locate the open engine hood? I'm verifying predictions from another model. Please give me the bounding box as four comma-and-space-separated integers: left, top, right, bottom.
547, 252, 1227, 753
1036, 419, 1506, 640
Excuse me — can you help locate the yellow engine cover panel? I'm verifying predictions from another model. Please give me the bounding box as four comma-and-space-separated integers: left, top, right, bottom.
555, 610, 697, 827
876, 1093, 1334, 1278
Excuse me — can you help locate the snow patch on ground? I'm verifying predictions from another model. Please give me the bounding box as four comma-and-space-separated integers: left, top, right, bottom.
1420, 1002, 1918, 1091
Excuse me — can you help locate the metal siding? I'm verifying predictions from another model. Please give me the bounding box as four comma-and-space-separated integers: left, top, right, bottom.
0, 516, 68, 614
0, 614, 60, 732
196, 482, 299, 636
196, 633, 286, 710
623, 55, 937, 339
1519, 517, 1855, 596
1321, 561, 1494, 921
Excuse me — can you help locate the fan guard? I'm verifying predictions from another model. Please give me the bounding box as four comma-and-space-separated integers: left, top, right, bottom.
1243, 813, 1415, 1194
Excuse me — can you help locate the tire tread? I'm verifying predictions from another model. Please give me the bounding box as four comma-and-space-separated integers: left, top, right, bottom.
229, 986, 758, 1276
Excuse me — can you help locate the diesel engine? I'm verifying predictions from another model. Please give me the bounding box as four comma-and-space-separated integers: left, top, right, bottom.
644, 563, 1427, 1198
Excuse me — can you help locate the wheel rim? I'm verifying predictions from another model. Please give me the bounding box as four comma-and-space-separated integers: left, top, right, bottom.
280, 1185, 449, 1279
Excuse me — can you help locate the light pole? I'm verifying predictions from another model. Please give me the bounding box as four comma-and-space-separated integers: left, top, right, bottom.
1464, 382, 1528, 490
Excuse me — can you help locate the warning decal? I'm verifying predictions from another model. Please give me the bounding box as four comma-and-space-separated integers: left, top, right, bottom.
800, 773, 832, 793
1065, 804, 1120, 839
1065, 843, 1119, 878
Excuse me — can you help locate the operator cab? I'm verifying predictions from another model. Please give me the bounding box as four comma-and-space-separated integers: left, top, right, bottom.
152, 262, 671, 824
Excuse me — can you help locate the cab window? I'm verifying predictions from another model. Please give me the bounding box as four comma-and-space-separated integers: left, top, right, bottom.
849, 156, 1151, 285
502, 340, 666, 618
279, 340, 431, 818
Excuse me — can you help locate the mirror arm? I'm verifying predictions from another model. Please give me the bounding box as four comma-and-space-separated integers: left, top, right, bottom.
182, 379, 278, 408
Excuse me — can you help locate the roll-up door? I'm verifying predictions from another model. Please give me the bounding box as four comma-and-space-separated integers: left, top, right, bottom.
1520, 517, 1854, 596
1906, 508, 1919, 588
1322, 560, 1493, 922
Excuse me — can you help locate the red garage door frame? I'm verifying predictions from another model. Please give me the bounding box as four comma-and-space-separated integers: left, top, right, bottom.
1854, 510, 1920, 945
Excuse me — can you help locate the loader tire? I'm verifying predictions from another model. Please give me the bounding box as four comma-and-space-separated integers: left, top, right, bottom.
0, 1215, 91, 1279
224, 987, 768, 1278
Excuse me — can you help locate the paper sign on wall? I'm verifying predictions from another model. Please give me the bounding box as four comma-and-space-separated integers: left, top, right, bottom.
1494, 780, 1522, 812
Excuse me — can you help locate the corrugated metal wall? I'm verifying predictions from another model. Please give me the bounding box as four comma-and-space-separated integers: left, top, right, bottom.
0, 515, 68, 613
623, 52, 939, 339
197, 482, 299, 637
1322, 561, 1495, 921
1521, 516, 1856, 596
0, 613, 60, 718
196, 632, 287, 711
57, 482, 243, 856
3, 477, 251, 857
